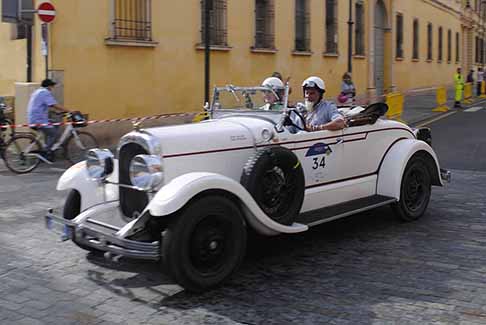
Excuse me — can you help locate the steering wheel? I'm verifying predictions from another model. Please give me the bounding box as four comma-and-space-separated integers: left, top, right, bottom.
283, 108, 307, 132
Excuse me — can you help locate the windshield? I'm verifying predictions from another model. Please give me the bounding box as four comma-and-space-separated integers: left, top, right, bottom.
212, 86, 286, 111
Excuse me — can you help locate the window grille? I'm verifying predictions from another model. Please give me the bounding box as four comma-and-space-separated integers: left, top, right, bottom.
396, 14, 403, 58
447, 29, 452, 62
201, 0, 228, 46
354, 2, 364, 55
254, 0, 275, 49
438, 26, 443, 61
412, 19, 419, 59
295, 0, 310, 51
112, 0, 152, 41
456, 32, 460, 62
427, 23, 433, 60
325, 0, 338, 53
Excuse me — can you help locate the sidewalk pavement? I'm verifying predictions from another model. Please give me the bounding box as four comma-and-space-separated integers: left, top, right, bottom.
400, 87, 485, 126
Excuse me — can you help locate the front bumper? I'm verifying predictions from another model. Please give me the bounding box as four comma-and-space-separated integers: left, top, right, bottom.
45, 208, 160, 261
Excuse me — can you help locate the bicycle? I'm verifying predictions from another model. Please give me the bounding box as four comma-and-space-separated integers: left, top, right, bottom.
0, 103, 15, 157
2, 111, 98, 174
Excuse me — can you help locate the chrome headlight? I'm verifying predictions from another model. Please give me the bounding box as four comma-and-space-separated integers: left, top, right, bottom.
86, 149, 114, 181
129, 154, 164, 191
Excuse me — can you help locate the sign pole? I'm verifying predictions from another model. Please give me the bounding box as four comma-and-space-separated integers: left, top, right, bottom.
37, 2, 57, 79
41, 23, 49, 79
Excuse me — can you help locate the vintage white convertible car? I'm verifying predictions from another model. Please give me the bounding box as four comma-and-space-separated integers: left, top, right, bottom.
46, 85, 450, 292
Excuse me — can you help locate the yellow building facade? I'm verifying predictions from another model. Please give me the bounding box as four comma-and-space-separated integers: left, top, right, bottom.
0, 0, 485, 120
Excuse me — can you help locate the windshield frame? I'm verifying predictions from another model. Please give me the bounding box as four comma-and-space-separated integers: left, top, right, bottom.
208, 84, 289, 117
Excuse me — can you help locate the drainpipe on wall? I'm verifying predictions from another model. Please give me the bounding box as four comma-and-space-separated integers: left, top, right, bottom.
347, 0, 353, 73
204, 0, 212, 105
26, 23, 32, 82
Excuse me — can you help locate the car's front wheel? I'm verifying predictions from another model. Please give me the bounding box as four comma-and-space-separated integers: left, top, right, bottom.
392, 156, 432, 221
63, 190, 101, 253
161, 195, 247, 292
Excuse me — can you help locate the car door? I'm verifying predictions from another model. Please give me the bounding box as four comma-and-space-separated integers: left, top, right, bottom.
289, 129, 344, 210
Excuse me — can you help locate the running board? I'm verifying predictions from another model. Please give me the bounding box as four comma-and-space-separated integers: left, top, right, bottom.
296, 195, 397, 227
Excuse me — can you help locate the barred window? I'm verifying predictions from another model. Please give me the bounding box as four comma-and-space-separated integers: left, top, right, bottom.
295, 0, 310, 52
325, 0, 338, 53
201, 0, 228, 46
447, 29, 452, 62
412, 19, 419, 60
456, 32, 460, 62
438, 26, 443, 61
354, 2, 364, 55
112, 0, 152, 41
396, 14, 403, 58
254, 0, 275, 49
427, 23, 433, 60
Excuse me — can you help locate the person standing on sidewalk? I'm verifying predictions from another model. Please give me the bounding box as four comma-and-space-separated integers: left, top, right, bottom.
477, 68, 484, 96
454, 67, 465, 108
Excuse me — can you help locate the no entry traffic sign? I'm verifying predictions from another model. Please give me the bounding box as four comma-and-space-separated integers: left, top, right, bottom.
37, 2, 56, 23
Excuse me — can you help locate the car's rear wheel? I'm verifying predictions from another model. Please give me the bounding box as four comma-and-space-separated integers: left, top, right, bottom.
63, 190, 101, 253
392, 156, 431, 221
161, 195, 247, 292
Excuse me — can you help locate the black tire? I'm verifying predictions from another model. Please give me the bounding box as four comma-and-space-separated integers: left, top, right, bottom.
3, 134, 42, 174
63, 190, 101, 253
392, 156, 432, 222
64, 131, 98, 164
162, 195, 247, 292
240, 146, 305, 225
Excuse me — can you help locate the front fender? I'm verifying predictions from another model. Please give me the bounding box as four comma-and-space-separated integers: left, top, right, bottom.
57, 160, 119, 211
147, 172, 308, 236
377, 139, 442, 200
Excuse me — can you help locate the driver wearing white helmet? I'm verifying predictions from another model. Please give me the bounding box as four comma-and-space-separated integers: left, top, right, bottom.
302, 76, 345, 131
260, 77, 285, 111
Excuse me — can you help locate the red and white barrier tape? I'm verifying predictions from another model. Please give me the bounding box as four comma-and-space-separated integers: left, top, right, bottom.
1, 112, 197, 129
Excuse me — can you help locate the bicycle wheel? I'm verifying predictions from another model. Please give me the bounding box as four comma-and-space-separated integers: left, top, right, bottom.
3, 134, 42, 174
64, 131, 98, 164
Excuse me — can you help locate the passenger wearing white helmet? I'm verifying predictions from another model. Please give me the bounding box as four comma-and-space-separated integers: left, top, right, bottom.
301, 76, 345, 131
260, 77, 285, 111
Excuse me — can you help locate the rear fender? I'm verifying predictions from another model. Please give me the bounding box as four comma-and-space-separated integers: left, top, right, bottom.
147, 172, 308, 236
377, 139, 442, 200
57, 160, 119, 211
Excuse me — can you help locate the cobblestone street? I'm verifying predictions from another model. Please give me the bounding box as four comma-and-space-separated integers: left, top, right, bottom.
1, 162, 486, 324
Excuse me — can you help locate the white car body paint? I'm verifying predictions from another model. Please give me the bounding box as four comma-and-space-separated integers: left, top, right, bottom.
56, 111, 444, 236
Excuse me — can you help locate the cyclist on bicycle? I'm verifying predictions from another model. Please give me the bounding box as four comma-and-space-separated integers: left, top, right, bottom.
27, 79, 71, 161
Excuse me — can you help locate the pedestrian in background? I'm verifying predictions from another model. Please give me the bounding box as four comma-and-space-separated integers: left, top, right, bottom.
454, 67, 464, 109
338, 72, 356, 105
477, 68, 484, 96
467, 69, 474, 83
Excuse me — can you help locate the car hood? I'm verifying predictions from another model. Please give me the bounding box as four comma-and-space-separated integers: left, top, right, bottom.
143, 116, 276, 157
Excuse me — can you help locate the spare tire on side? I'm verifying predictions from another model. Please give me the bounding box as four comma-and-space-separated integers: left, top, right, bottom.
240, 146, 305, 225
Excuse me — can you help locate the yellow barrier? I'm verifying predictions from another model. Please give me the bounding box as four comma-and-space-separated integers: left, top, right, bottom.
385, 92, 404, 122
481, 81, 486, 99
463, 82, 473, 104
432, 87, 449, 112
192, 111, 209, 123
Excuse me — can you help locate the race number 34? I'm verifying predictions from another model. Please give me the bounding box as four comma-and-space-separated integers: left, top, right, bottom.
312, 156, 326, 169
